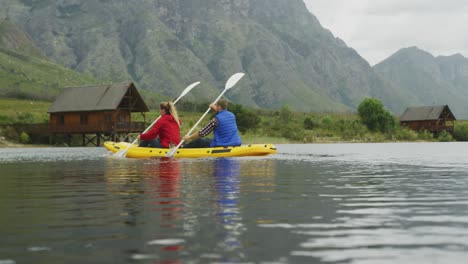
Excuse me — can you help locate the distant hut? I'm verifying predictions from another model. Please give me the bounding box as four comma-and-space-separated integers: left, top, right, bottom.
400, 105, 456, 134
48, 82, 149, 146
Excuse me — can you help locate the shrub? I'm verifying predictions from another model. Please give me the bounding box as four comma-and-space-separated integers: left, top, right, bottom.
437, 131, 453, 142
357, 98, 396, 133
279, 105, 293, 124
19, 131, 30, 144
395, 128, 418, 141
303, 117, 318, 130
453, 123, 468, 141
321, 116, 333, 129
418, 130, 434, 141
230, 103, 260, 133
1, 126, 19, 141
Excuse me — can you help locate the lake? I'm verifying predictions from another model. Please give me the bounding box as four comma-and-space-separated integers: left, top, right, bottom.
1, 143, 468, 264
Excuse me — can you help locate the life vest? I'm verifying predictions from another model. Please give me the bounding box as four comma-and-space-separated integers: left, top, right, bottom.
211, 110, 242, 147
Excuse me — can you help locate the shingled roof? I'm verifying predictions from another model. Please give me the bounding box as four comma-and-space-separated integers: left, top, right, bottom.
400, 105, 456, 121
48, 82, 149, 113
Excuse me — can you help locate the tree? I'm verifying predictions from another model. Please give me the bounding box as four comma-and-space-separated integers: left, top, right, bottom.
357, 98, 396, 133
279, 105, 293, 123
229, 103, 260, 133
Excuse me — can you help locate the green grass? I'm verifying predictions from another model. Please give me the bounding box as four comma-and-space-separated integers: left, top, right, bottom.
0, 48, 97, 101
0, 98, 50, 124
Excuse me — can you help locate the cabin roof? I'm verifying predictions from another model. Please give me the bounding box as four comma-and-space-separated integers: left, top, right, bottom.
400, 105, 456, 121
48, 82, 149, 113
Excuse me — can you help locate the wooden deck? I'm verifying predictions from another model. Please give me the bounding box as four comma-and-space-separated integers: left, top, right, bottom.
3, 122, 147, 146
49, 122, 146, 134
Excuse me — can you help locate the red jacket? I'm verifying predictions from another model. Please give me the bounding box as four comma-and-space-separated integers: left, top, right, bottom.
140, 114, 180, 148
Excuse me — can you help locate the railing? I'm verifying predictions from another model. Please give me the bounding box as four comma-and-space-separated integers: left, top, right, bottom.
6, 122, 146, 134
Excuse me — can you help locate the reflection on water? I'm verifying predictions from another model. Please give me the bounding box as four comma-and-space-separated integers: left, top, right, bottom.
213, 159, 243, 257
2, 143, 468, 263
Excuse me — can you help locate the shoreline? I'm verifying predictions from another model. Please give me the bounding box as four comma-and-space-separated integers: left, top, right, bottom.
0, 138, 449, 148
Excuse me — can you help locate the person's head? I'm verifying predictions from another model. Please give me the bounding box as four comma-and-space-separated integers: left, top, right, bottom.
215, 99, 228, 111
160, 101, 180, 126
160, 102, 171, 114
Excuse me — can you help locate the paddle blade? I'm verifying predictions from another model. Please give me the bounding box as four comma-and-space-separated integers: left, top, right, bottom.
114, 148, 128, 158
166, 147, 177, 158
180, 81, 200, 98
225, 72, 245, 90
112, 140, 137, 158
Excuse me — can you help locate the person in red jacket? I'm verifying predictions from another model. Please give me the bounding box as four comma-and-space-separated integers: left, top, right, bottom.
138, 101, 181, 148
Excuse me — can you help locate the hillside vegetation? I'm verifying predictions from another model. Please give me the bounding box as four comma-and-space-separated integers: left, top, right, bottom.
0, 21, 98, 100
0, 98, 462, 146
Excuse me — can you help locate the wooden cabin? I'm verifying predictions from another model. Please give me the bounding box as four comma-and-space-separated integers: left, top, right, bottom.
400, 105, 456, 134
48, 82, 149, 146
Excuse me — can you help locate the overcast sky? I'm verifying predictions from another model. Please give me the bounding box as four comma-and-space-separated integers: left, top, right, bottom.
303, 0, 468, 65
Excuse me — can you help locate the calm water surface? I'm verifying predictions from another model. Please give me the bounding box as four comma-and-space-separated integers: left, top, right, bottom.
1, 143, 468, 264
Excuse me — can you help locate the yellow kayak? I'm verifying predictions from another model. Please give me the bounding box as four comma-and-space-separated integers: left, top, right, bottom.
104, 141, 277, 158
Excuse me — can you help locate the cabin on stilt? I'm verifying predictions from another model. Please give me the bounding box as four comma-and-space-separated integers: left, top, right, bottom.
48, 82, 149, 146
400, 105, 456, 134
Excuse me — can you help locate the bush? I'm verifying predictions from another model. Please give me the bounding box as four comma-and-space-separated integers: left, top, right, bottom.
453, 123, 468, 141
418, 130, 434, 141
279, 105, 293, 124
230, 103, 260, 133
20, 131, 30, 144
16, 112, 35, 123
339, 120, 368, 140
357, 98, 396, 133
1, 126, 19, 141
321, 116, 333, 129
437, 131, 453, 142
303, 117, 318, 130
395, 128, 418, 141
0, 114, 14, 124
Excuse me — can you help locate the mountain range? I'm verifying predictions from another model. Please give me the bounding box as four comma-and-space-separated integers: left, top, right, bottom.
1, 0, 468, 118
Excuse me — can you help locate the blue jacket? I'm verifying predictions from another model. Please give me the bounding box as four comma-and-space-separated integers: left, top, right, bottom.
211, 110, 242, 147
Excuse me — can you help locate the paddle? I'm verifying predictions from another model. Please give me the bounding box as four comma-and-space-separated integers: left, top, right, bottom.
113, 81, 201, 158
165, 72, 245, 157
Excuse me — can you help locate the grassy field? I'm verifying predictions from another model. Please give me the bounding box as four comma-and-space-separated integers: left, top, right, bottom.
0, 98, 50, 124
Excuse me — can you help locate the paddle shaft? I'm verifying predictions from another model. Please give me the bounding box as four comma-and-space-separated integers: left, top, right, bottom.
166, 73, 245, 157
114, 81, 200, 157
127, 89, 187, 145
171, 91, 227, 152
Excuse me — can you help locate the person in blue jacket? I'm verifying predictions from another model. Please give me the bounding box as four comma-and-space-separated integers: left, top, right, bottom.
183, 99, 241, 148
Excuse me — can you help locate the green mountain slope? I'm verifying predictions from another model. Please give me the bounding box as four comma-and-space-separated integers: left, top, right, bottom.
1, 0, 406, 113
0, 21, 97, 100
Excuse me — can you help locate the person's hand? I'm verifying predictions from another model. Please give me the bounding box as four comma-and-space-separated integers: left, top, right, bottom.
183, 135, 190, 141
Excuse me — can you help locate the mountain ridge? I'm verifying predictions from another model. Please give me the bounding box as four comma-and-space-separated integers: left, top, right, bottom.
1, 0, 404, 113
374, 46, 468, 118
1, 1, 468, 118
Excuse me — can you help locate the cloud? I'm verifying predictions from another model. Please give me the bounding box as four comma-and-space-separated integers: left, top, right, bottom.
303, 0, 468, 65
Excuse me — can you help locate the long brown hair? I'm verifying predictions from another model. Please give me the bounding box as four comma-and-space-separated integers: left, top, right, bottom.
160, 101, 180, 126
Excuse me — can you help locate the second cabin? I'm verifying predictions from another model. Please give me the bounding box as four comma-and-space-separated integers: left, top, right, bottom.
400, 105, 456, 134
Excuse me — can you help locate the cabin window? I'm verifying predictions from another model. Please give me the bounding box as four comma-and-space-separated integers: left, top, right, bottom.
80, 114, 88, 125
105, 114, 112, 122
118, 115, 126, 124
58, 114, 65, 125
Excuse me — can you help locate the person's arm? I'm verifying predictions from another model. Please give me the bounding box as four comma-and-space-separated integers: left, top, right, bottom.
140, 116, 164, 140
183, 118, 218, 141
